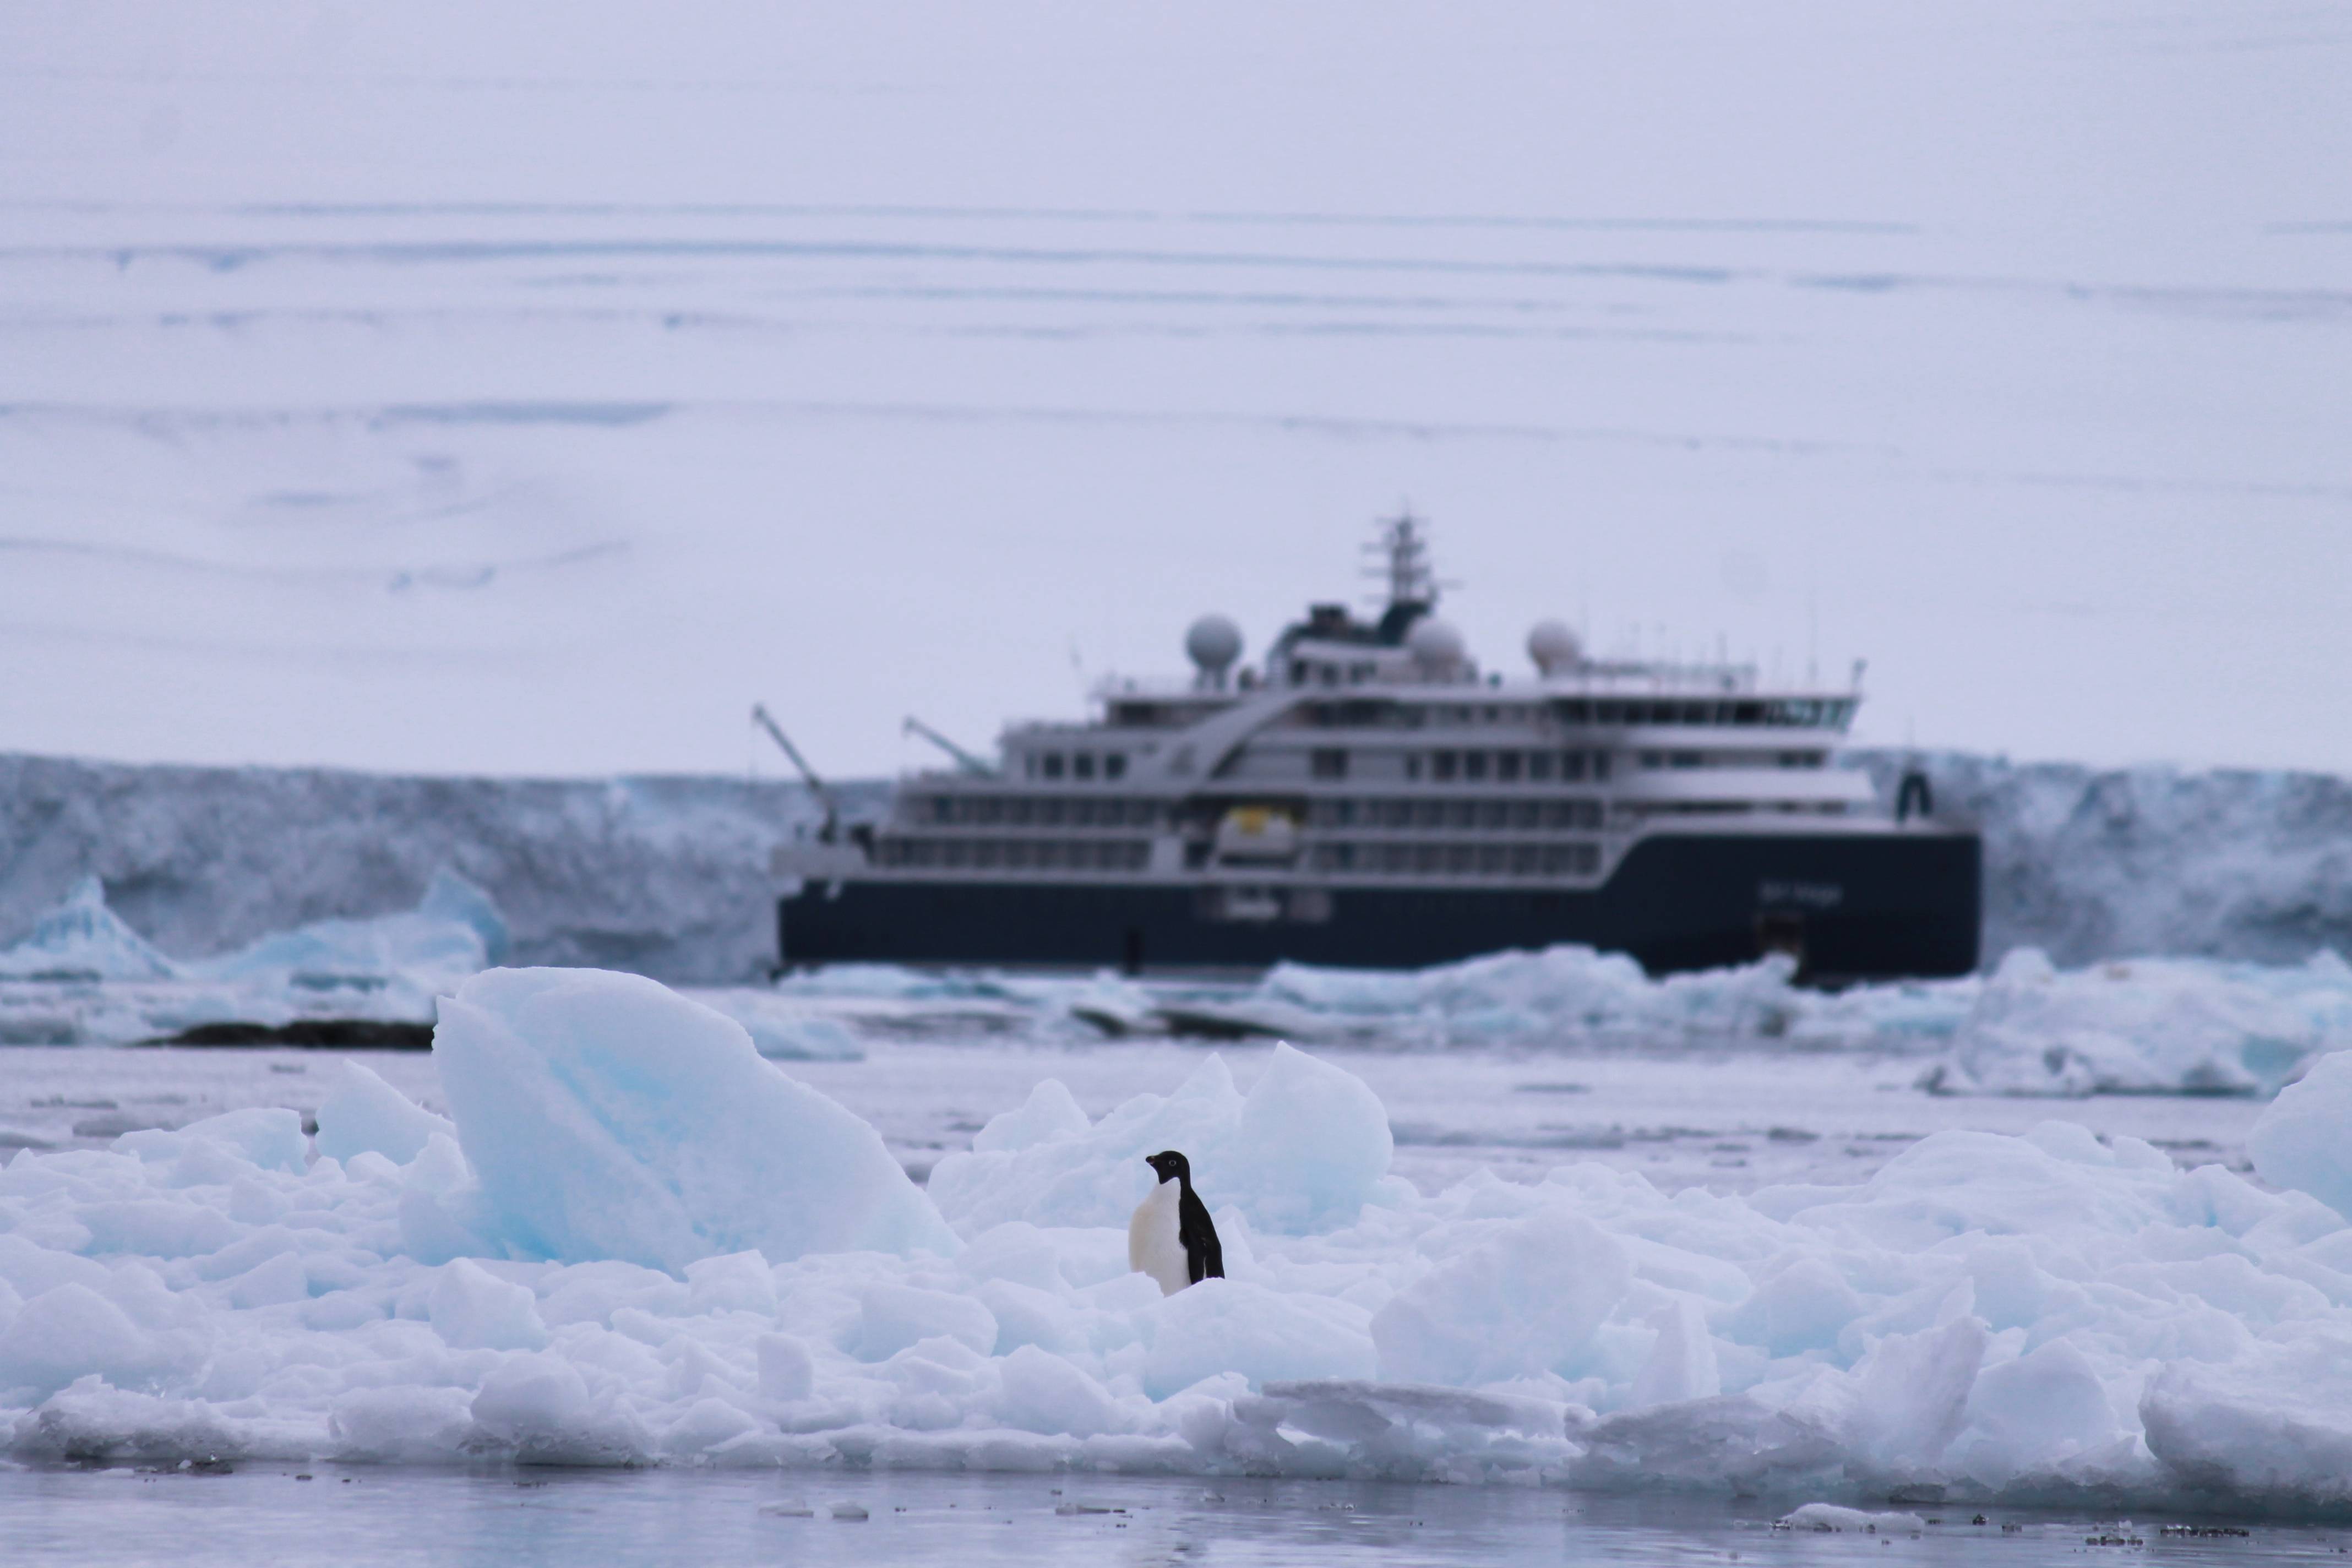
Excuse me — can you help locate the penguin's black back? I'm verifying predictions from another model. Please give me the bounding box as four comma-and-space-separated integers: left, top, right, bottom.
1176, 1182, 1224, 1284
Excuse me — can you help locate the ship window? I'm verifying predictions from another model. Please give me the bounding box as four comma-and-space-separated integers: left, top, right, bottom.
1410, 800, 1439, 827
1595, 701, 1622, 724
1477, 801, 1507, 829
1079, 752, 1100, 780
1023, 754, 1037, 778
1511, 845, 1540, 874
1042, 752, 1065, 778
1070, 799, 1096, 826
1513, 802, 1540, 829
1415, 845, 1442, 873
1008, 798, 1032, 825
972, 841, 1000, 869
1496, 752, 1522, 782
1404, 754, 1423, 780
1672, 752, 1703, 769
1291, 661, 1309, 684
1561, 750, 1587, 781
1574, 843, 1599, 874
1004, 841, 1032, 868
1037, 799, 1064, 826
1641, 753, 1664, 769
1556, 700, 1591, 724
1431, 750, 1458, 781
1542, 801, 1570, 829
1682, 703, 1708, 724
1463, 751, 1487, 781
1105, 753, 1126, 780
1311, 748, 1349, 780
1447, 844, 1475, 873
1593, 753, 1613, 781
1527, 752, 1552, 781
929, 796, 952, 823
941, 840, 970, 868
1447, 801, 1476, 829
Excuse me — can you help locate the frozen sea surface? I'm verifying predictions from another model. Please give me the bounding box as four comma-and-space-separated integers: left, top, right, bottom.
1, 1464, 2344, 1568
0, 1037, 2271, 1199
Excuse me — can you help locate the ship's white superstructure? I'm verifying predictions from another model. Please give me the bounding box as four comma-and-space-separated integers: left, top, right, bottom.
818, 516, 1882, 905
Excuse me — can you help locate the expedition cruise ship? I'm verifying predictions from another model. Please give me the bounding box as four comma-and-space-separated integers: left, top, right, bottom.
771, 518, 1979, 981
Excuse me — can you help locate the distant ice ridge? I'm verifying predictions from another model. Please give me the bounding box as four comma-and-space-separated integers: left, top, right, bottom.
8, 966, 2352, 1506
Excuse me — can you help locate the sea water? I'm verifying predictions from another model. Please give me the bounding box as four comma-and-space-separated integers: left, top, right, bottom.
4, 1463, 2344, 1568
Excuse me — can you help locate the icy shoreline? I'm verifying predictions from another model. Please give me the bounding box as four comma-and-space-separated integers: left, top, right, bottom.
3, 970, 2352, 1509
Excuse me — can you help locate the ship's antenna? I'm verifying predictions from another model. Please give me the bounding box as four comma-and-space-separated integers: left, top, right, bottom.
1360, 506, 1439, 609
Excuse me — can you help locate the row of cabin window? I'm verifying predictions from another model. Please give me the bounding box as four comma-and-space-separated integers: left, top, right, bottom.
1302, 698, 1854, 728
881, 837, 1150, 872
1315, 749, 1615, 783
1309, 841, 1602, 876
927, 795, 1158, 827
1020, 750, 1128, 781
1306, 797, 1605, 831
1637, 750, 1826, 770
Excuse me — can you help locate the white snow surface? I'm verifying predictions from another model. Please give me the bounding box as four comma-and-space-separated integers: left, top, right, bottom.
5, 966, 2352, 1507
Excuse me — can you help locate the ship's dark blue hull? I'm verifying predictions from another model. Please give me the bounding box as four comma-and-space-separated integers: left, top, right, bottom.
778, 830, 1981, 980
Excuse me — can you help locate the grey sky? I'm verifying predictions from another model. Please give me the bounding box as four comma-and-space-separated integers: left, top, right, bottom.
1, 2, 2345, 778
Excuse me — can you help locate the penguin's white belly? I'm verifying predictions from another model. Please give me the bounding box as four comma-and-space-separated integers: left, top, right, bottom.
1128, 1180, 1190, 1297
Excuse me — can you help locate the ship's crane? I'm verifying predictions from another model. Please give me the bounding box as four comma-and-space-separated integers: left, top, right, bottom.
751, 703, 841, 843
902, 715, 996, 776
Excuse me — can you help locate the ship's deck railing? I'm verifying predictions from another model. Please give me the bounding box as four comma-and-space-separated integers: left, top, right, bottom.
1075, 662, 1852, 704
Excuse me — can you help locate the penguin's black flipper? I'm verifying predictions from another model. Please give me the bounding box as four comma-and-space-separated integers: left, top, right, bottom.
1177, 1185, 1224, 1283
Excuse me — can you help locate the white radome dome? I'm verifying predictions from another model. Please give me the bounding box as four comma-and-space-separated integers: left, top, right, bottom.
1527, 618, 1581, 675
1185, 614, 1243, 673
1406, 617, 1466, 671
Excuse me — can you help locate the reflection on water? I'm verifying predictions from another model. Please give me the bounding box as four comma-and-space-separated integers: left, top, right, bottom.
0, 1465, 2335, 1568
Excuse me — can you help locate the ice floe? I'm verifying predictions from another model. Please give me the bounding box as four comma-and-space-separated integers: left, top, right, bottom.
0, 872, 509, 1047
2, 966, 2352, 1507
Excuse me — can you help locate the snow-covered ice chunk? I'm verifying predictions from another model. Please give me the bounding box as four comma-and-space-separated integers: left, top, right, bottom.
1778, 1503, 1926, 1533
315, 1060, 457, 1166
688, 989, 864, 1061
927, 1043, 1400, 1237
192, 867, 502, 997
0, 876, 179, 983
1922, 949, 2342, 1097
1371, 1204, 1629, 1386
2248, 1047, 2352, 1219
433, 967, 955, 1269
1144, 1279, 1376, 1398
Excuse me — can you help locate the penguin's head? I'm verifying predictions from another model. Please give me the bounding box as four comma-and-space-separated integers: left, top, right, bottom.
1144, 1150, 1191, 1185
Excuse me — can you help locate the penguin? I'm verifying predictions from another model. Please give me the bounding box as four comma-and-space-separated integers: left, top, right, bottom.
1129, 1149, 1224, 1297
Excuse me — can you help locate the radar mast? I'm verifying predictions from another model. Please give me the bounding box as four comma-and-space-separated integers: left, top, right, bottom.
1365, 509, 1439, 611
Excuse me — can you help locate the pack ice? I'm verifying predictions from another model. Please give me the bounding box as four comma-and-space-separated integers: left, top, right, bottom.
7, 967, 2352, 1507
0, 875, 857, 1059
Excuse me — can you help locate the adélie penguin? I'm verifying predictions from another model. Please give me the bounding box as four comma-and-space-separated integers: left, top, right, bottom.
1129, 1150, 1224, 1296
